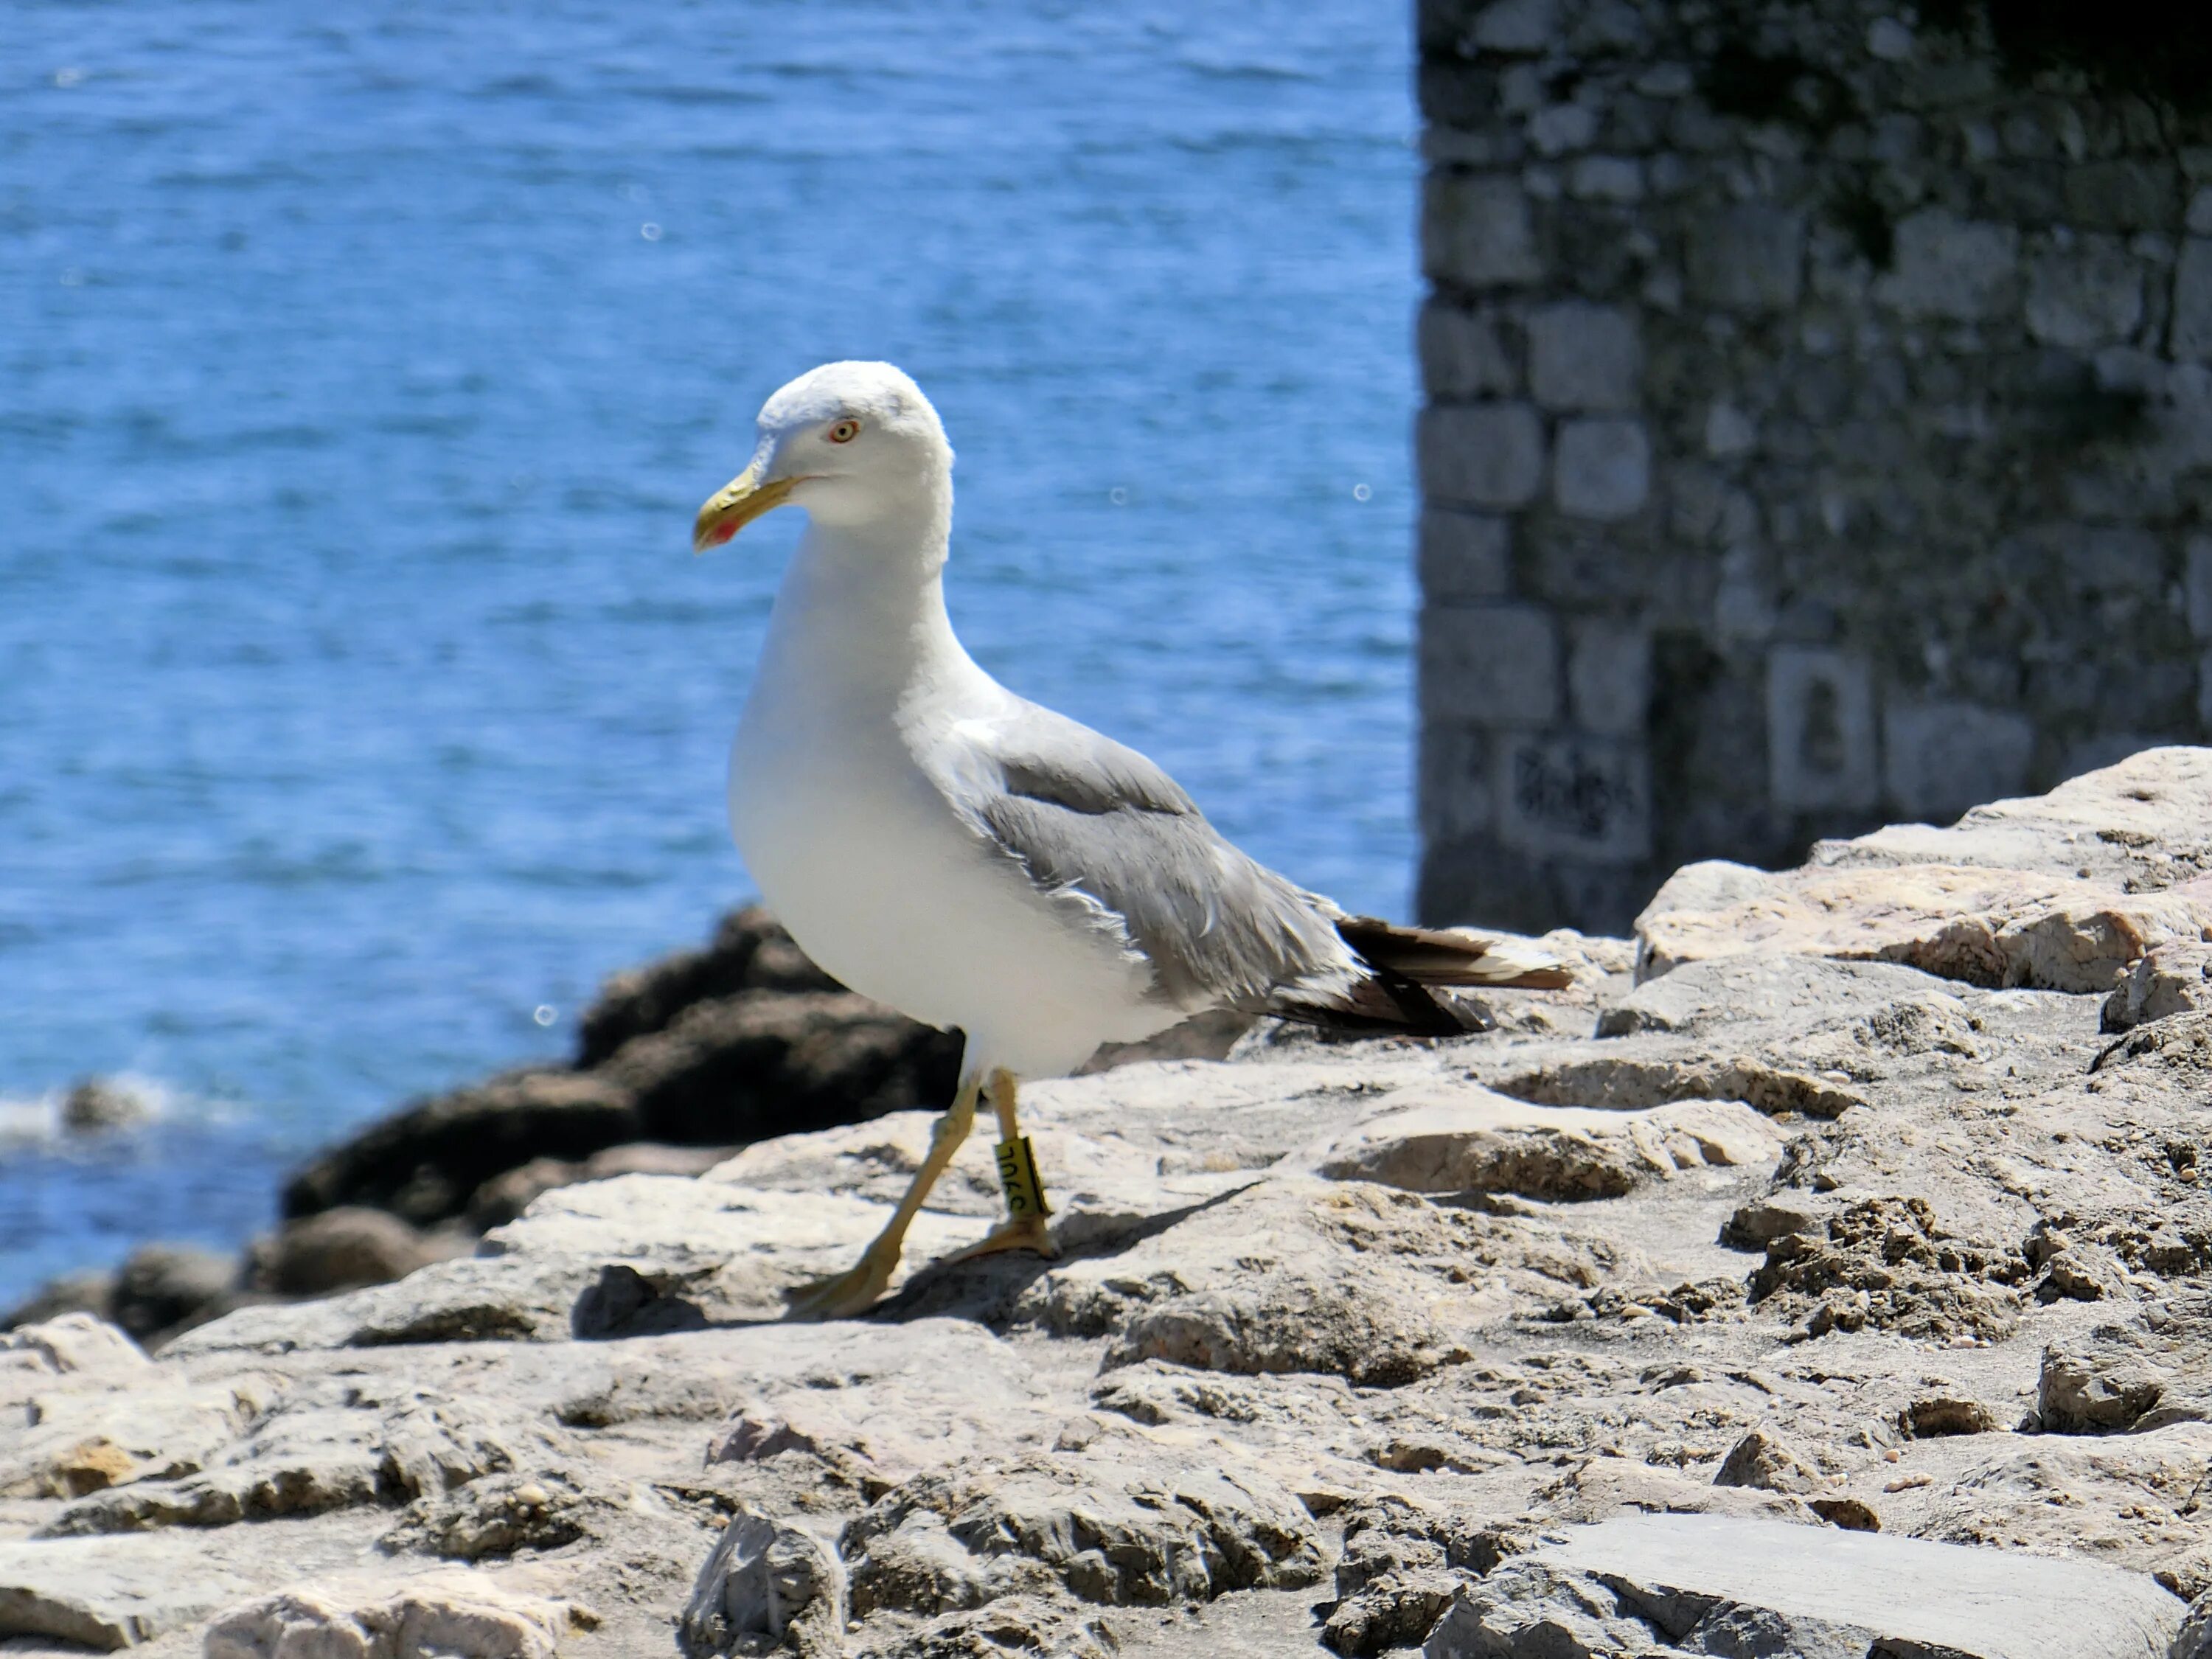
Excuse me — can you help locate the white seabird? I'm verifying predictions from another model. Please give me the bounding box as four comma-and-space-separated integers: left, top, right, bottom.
695, 361, 1566, 1318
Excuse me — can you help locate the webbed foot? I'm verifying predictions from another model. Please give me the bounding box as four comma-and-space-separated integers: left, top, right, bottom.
783, 1249, 898, 1321
950, 1212, 1059, 1263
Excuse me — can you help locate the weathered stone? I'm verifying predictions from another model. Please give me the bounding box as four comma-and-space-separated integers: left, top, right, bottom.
1419, 601, 1559, 727
1551, 417, 1650, 519
0, 1313, 147, 1391
1418, 403, 1546, 509
2038, 1314, 2212, 1434
201, 1570, 593, 1659
1748, 1196, 2027, 1343
1494, 733, 1651, 863
1308, 1087, 1781, 1202
2027, 235, 2144, 349
1635, 856, 2212, 992
1883, 698, 2037, 822
1565, 617, 1649, 737
1767, 646, 1879, 813
2105, 940, 2212, 1032
678, 1505, 844, 1659
1418, 509, 1512, 605
1526, 302, 1640, 411
1423, 174, 1542, 289
1425, 1512, 2183, 1658
1877, 211, 2020, 320
1419, 302, 1517, 400
0, 1534, 258, 1650
1685, 206, 1804, 311
844, 1447, 1324, 1613
1712, 1429, 1825, 1495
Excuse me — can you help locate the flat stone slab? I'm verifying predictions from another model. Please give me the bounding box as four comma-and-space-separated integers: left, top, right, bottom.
0, 1534, 258, 1650
1429, 1512, 2183, 1659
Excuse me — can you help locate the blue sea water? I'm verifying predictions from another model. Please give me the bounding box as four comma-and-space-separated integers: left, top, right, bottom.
1, 0, 1421, 1305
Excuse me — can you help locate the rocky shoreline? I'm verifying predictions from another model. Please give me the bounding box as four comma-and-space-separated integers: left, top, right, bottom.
7, 748, 2212, 1656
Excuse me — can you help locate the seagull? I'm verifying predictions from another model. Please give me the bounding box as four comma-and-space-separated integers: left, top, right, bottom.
695, 361, 1568, 1318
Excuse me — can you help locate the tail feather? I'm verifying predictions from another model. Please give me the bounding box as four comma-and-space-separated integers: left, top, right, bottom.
1267, 915, 1572, 1040
1332, 915, 1576, 991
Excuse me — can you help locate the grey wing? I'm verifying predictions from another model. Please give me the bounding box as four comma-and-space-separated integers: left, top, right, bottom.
943, 702, 1354, 1011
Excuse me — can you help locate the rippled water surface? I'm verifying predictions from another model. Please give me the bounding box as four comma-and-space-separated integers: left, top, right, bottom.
3, 0, 1419, 1301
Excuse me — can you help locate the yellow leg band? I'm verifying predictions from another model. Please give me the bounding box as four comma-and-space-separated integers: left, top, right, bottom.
995, 1135, 1051, 1218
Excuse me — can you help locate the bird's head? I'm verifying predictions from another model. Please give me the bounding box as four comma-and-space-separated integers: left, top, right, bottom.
693, 361, 953, 550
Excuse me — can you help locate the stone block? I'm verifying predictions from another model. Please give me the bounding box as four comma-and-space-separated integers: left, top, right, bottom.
2025, 236, 2144, 349
1470, 0, 1556, 54
2064, 159, 2180, 232
1419, 509, 1511, 604
1882, 698, 2035, 822
2192, 188, 2212, 236
1553, 417, 1649, 520
1567, 619, 1649, 737
1767, 647, 1879, 813
1877, 211, 2020, 320
1526, 302, 1640, 411
1419, 302, 1517, 400
2188, 535, 2212, 639
1568, 156, 1642, 201
2058, 524, 2166, 597
2172, 239, 2212, 361
1420, 603, 1559, 726
1422, 174, 1543, 290
1684, 206, 1804, 311
1494, 734, 1651, 863
1418, 403, 1546, 509
1527, 103, 1596, 156
1419, 723, 1494, 841
1703, 402, 1756, 457
1426, 1512, 2185, 1659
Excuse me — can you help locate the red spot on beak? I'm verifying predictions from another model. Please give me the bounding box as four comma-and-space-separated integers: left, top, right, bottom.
705, 521, 738, 547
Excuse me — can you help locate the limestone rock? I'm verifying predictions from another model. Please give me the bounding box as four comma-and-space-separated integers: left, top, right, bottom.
1636, 859, 2211, 993
1307, 1087, 1781, 1203
1321, 1496, 1526, 1658
1711, 1429, 1824, 1494
1425, 1512, 2183, 1658
0, 1313, 147, 1392
844, 1446, 1324, 1615
1747, 1195, 2029, 1342
678, 1504, 844, 1659
2105, 941, 2212, 1033
0, 1534, 259, 1650
202, 1568, 594, 1659
2039, 1315, 2212, 1433
246, 1207, 453, 1297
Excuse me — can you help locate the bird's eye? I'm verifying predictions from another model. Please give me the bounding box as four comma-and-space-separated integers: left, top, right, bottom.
827, 419, 861, 444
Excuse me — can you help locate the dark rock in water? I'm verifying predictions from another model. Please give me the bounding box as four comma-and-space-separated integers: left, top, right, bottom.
465, 1143, 735, 1231
1, 1268, 116, 1331
245, 1206, 457, 1297
577, 905, 840, 1066
60, 1077, 151, 1135
282, 1069, 647, 1225
281, 909, 961, 1229
109, 1244, 241, 1345
599, 990, 962, 1145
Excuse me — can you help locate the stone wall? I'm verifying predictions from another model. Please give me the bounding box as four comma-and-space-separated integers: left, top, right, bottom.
1415, 0, 2212, 933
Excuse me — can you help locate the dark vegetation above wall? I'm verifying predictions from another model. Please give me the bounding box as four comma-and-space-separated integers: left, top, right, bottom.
1919, 0, 2212, 119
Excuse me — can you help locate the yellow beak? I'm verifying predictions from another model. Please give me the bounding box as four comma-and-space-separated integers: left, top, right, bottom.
693, 463, 804, 552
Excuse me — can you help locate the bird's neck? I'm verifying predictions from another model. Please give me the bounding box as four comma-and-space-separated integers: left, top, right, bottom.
762, 486, 971, 706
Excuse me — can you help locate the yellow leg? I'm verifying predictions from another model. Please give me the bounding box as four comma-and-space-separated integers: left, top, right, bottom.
953, 1069, 1060, 1262
785, 1072, 981, 1321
